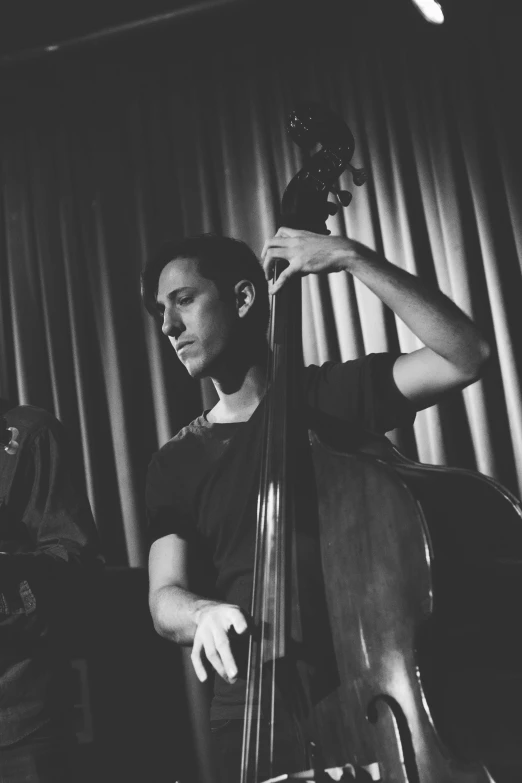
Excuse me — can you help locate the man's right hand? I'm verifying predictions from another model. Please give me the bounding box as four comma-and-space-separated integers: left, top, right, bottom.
191, 601, 249, 684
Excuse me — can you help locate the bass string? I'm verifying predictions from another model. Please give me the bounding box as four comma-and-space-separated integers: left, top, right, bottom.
241, 266, 286, 782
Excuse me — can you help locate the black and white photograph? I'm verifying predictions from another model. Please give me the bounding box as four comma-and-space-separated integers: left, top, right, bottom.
1, 1, 521, 781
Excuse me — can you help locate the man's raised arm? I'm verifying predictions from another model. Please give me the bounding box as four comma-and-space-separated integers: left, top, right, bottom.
262, 227, 490, 411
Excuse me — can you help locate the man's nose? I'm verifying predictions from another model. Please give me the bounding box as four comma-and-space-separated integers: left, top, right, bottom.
161, 309, 184, 338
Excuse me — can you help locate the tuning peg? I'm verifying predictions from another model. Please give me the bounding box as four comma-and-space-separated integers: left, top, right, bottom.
337, 190, 353, 207
347, 163, 367, 186
330, 187, 352, 207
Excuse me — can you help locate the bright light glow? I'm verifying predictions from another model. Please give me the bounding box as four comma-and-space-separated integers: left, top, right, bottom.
410, 0, 444, 24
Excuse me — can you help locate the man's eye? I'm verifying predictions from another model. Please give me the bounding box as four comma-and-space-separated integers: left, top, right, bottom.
178, 296, 193, 306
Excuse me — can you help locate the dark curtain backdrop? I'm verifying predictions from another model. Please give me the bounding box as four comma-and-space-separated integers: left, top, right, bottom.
1, 2, 521, 572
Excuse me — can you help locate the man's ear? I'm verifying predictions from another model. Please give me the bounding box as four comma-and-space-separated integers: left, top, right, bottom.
234, 279, 256, 319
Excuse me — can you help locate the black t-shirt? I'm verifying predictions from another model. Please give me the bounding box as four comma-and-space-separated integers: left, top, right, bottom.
146, 354, 415, 717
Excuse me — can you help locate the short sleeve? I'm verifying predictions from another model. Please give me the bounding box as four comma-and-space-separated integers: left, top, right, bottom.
304, 353, 416, 434
146, 453, 194, 545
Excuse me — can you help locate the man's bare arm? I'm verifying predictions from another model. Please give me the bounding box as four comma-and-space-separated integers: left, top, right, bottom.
149, 534, 247, 683
262, 228, 490, 410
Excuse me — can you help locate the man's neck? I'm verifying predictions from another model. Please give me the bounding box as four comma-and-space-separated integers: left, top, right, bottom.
207, 363, 267, 424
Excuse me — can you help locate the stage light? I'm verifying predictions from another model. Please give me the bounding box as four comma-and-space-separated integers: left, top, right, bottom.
410, 0, 444, 24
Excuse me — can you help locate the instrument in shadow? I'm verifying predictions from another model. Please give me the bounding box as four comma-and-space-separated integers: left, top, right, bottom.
300, 428, 522, 782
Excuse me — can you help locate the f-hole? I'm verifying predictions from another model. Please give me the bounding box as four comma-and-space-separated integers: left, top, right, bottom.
367, 694, 420, 783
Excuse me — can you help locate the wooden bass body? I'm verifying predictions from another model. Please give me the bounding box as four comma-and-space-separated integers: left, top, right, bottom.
302, 431, 522, 782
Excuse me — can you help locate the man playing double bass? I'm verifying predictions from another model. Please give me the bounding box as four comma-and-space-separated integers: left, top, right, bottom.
143, 227, 489, 781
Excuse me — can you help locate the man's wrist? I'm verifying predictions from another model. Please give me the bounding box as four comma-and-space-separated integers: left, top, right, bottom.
341, 243, 382, 275
327, 237, 353, 273
193, 598, 219, 625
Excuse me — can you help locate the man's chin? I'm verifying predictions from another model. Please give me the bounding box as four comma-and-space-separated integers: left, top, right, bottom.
182, 360, 208, 380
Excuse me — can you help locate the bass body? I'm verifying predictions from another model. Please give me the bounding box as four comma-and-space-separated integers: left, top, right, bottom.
304, 429, 522, 781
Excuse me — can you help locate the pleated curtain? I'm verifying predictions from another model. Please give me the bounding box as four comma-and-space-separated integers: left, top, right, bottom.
0, 5, 521, 568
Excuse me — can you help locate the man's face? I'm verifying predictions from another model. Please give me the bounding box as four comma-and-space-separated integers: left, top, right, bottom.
156, 257, 237, 379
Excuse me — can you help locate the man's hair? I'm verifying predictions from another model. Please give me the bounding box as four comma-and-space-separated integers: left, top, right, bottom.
141, 234, 269, 336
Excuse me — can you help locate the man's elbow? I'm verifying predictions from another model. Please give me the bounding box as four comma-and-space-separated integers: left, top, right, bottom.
151, 611, 170, 641
150, 588, 178, 642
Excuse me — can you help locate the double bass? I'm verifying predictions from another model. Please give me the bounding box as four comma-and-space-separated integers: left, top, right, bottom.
240, 103, 522, 782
